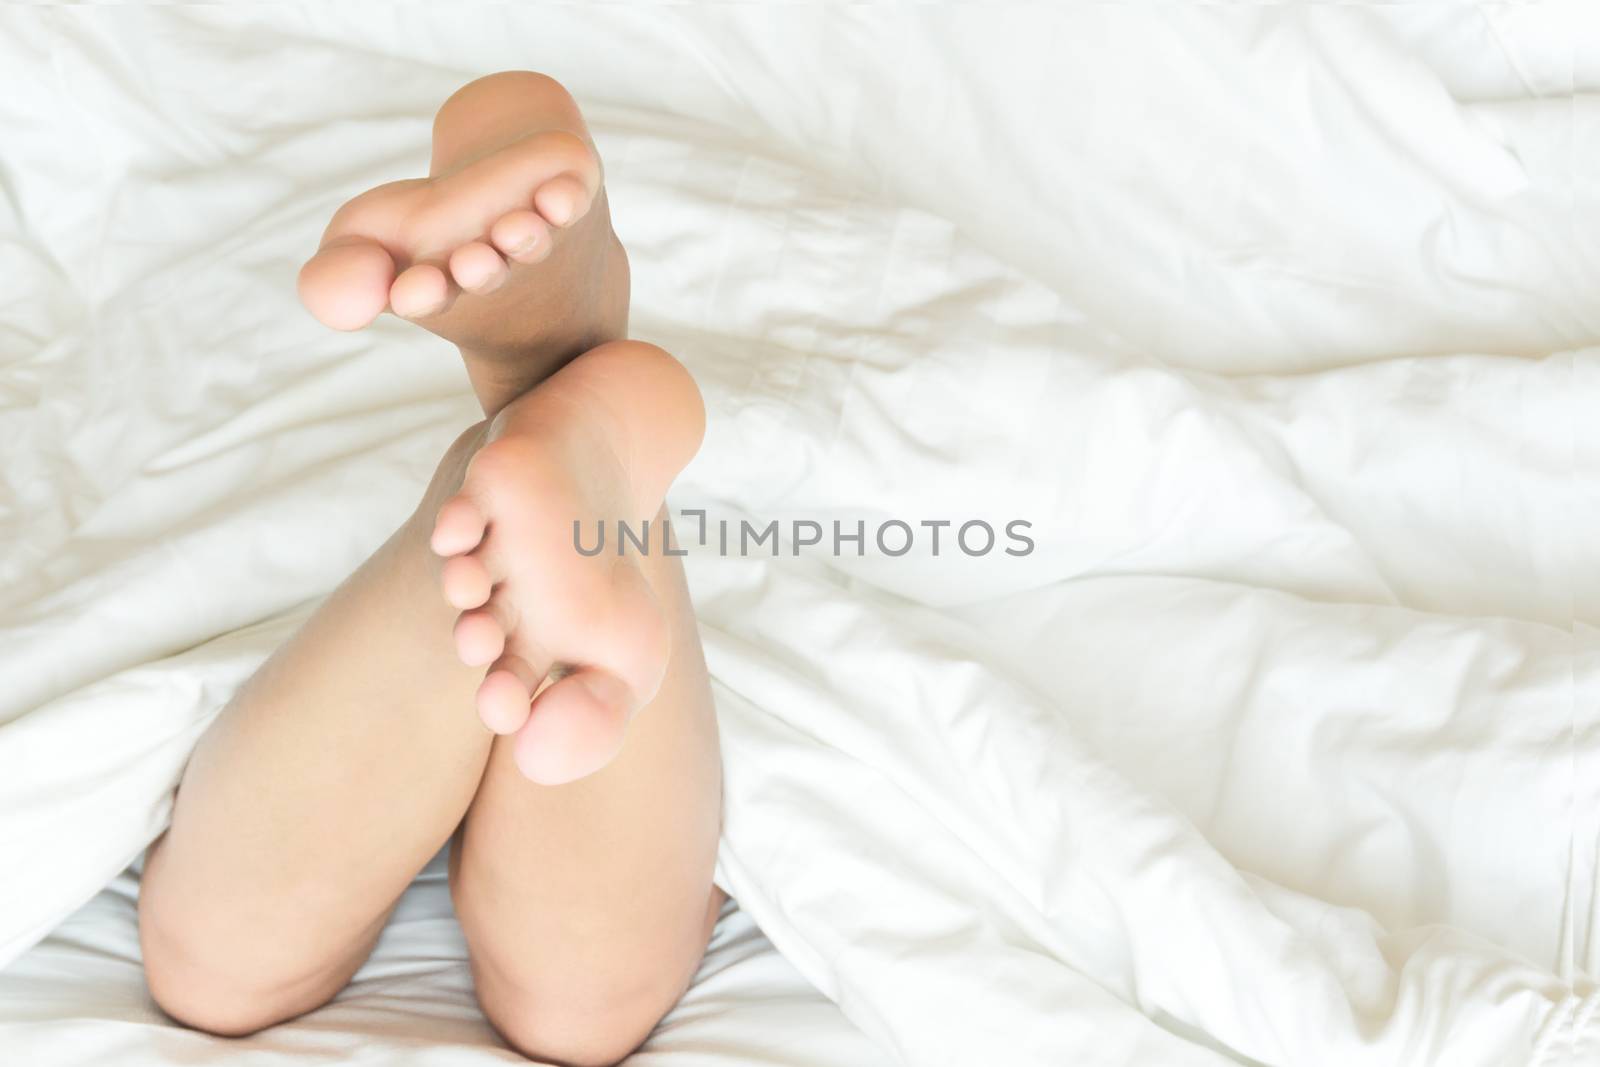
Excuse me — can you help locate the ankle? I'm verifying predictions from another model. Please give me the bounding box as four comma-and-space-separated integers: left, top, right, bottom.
415, 421, 489, 519
463, 230, 630, 417
464, 330, 615, 418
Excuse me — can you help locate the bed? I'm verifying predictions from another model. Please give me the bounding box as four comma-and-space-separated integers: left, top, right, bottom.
2, 5, 1597, 1065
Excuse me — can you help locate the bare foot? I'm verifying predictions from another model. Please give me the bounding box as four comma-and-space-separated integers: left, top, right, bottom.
297, 72, 629, 415
429, 340, 706, 785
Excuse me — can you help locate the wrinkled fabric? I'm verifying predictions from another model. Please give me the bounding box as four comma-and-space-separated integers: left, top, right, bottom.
1, 6, 1597, 1066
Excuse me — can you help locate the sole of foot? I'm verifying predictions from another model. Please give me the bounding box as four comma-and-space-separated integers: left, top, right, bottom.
297, 71, 629, 414
427, 340, 705, 786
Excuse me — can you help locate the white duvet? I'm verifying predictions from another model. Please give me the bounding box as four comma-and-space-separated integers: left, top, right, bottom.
2, 6, 1598, 1066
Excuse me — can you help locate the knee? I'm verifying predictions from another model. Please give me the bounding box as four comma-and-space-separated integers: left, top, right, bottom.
476, 974, 672, 1067
139, 905, 337, 1037
143, 951, 297, 1037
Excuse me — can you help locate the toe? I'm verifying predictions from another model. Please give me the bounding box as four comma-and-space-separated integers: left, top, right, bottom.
477, 670, 531, 735
448, 241, 509, 294
512, 669, 631, 785
488, 210, 553, 264
453, 609, 506, 668
389, 263, 451, 319
431, 496, 488, 556
532, 174, 592, 228
476, 652, 545, 735
297, 238, 396, 331
440, 553, 493, 610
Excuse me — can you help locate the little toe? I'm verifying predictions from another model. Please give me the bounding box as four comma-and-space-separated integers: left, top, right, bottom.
389, 263, 452, 319
488, 210, 553, 264
453, 608, 506, 668
440, 553, 492, 610
431, 496, 487, 556
532, 174, 592, 228
512, 668, 631, 785
297, 237, 396, 331
448, 241, 509, 294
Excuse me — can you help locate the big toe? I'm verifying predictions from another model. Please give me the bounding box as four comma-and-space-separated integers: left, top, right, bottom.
297, 238, 396, 331
512, 669, 631, 785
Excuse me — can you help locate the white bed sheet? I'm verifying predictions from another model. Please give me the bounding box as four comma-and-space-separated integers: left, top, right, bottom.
0, 852, 881, 1066
3, 5, 1600, 1066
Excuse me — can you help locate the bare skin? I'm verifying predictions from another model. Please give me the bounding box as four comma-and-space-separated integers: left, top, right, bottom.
138, 73, 724, 1067
296, 70, 629, 415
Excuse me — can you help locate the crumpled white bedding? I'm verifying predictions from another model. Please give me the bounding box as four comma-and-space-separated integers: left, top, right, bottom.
2, 5, 1598, 1066
0, 852, 885, 1067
